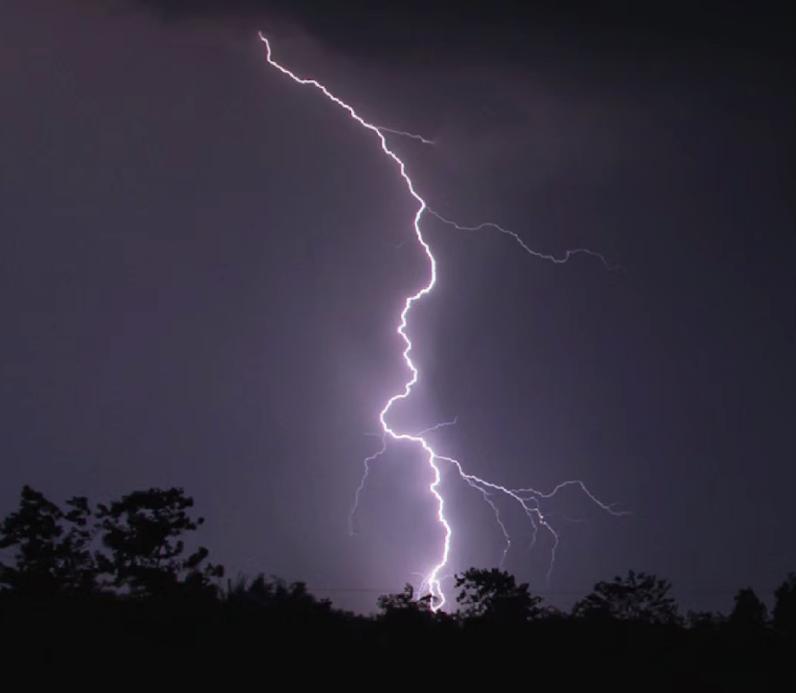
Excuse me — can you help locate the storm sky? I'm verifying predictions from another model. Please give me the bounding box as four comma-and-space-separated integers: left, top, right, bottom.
1, 0, 793, 612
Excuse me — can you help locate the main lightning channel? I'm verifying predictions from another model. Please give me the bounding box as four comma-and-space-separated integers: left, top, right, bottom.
259, 33, 623, 610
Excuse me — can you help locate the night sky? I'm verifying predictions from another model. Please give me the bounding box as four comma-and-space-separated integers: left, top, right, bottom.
2, 1, 793, 613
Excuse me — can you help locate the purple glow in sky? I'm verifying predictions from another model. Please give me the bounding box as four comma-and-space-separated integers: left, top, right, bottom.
1, 0, 794, 616
260, 33, 626, 609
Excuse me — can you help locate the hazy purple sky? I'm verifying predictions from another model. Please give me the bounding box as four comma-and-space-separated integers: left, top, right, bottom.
1, 0, 793, 613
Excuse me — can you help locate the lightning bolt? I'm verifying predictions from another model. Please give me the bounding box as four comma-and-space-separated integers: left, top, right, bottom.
375, 125, 436, 145
426, 209, 621, 271
259, 33, 626, 611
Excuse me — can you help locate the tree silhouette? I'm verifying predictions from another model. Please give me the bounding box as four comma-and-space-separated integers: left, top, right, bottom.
227, 573, 334, 625
573, 570, 679, 624
378, 583, 432, 612
0, 486, 98, 595
686, 609, 724, 630
3, 482, 794, 683
772, 573, 796, 637
455, 567, 542, 624
729, 587, 768, 629
377, 583, 434, 625
96, 487, 222, 597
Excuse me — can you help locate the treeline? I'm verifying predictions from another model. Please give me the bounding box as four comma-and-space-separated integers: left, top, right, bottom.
1, 485, 793, 687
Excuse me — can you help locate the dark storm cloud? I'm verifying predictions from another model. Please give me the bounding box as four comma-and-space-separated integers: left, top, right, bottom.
117, 0, 791, 64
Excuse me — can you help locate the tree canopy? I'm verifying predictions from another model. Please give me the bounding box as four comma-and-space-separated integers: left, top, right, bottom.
0, 485, 222, 599
573, 570, 679, 625
0, 486, 97, 595
455, 567, 543, 624
96, 487, 222, 597
0, 483, 793, 688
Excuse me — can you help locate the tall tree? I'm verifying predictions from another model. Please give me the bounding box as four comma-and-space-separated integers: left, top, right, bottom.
96, 487, 222, 597
729, 587, 768, 629
0, 486, 99, 595
773, 573, 796, 636
455, 567, 542, 624
573, 570, 679, 625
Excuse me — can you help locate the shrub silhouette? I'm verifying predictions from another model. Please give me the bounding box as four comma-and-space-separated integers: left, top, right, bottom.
377, 583, 434, 626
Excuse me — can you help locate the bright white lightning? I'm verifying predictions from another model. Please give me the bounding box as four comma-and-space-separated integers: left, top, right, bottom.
259, 33, 625, 611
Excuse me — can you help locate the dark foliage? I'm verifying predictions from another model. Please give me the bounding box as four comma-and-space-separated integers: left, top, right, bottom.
0, 485, 793, 688
378, 583, 433, 619
0, 486, 98, 595
573, 570, 680, 625
773, 573, 796, 638
729, 587, 768, 629
95, 487, 222, 598
455, 567, 542, 624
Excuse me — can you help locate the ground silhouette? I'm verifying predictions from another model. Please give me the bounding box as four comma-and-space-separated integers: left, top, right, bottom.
1, 485, 793, 687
